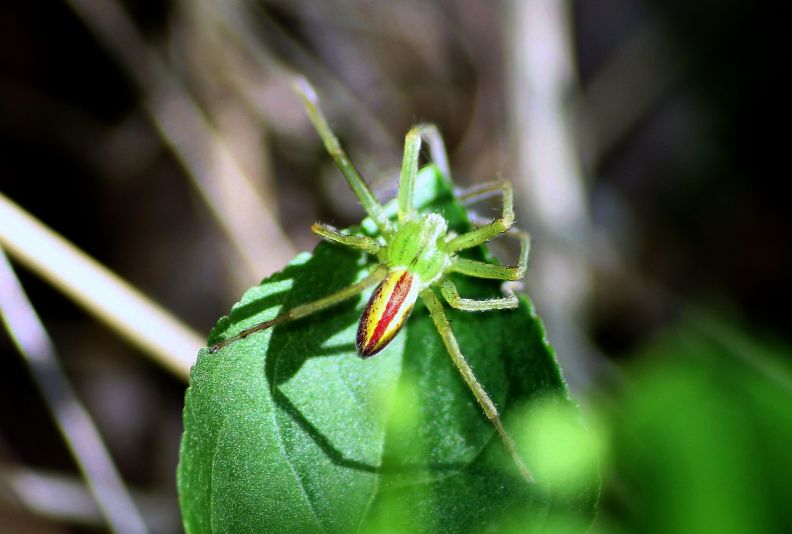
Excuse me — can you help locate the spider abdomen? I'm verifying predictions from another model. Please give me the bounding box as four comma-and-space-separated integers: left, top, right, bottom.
357, 269, 420, 357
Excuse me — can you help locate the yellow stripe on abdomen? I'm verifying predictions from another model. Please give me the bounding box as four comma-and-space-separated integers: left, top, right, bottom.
356, 269, 419, 357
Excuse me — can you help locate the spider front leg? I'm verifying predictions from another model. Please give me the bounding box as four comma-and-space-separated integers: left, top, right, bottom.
311, 223, 381, 255
293, 78, 391, 235
446, 180, 516, 253
210, 265, 388, 352
420, 288, 533, 482
398, 123, 452, 222
449, 226, 530, 282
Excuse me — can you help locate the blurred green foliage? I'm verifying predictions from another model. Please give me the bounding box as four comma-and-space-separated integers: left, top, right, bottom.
595, 312, 792, 533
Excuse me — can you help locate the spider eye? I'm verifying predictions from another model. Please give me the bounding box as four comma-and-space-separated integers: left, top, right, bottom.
356, 269, 419, 357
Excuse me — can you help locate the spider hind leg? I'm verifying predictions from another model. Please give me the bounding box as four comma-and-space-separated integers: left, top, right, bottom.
420, 288, 534, 483
439, 279, 518, 311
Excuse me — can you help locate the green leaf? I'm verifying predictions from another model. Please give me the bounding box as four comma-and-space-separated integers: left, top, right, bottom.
178, 167, 598, 533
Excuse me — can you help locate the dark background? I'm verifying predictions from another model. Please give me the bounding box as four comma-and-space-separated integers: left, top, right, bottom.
1, 0, 788, 532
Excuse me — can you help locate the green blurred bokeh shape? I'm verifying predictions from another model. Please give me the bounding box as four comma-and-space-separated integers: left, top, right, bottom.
597, 312, 792, 533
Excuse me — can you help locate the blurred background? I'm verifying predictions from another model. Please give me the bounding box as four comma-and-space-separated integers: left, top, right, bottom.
1, 0, 789, 532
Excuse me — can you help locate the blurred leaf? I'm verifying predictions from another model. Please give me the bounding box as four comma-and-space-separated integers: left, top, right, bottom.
178, 167, 598, 533
599, 312, 792, 533
519, 397, 605, 496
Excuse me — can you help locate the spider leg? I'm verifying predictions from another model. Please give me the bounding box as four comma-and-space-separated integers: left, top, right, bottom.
293, 78, 391, 234
418, 124, 452, 183
457, 178, 511, 205
449, 227, 530, 281
398, 124, 451, 222
420, 288, 533, 483
210, 265, 389, 352
446, 180, 516, 252
439, 279, 518, 311
311, 223, 381, 255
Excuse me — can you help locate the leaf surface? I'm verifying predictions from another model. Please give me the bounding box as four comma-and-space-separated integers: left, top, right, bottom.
178, 167, 598, 533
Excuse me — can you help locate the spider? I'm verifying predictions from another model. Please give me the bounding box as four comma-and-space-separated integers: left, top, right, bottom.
210, 78, 533, 482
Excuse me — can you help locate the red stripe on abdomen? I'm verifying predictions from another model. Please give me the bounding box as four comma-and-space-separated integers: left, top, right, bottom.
358, 271, 414, 357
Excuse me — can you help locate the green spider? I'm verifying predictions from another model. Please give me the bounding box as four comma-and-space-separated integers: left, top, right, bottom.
211, 78, 533, 482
